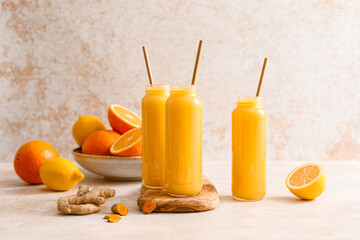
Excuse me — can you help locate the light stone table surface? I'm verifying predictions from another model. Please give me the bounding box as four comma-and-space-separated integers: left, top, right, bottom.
0, 161, 359, 240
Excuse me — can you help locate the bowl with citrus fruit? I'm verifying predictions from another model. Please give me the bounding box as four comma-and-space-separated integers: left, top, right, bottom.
71, 105, 143, 181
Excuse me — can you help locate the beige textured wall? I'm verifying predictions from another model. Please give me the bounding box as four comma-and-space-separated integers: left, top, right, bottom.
1, 0, 360, 162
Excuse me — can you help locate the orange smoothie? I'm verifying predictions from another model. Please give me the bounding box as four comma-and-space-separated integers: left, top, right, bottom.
165, 85, 202, 197
232, 97, 266, 201
141, 85, 170, 188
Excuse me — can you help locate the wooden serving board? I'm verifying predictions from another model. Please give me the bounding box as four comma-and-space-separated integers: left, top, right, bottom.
137, 176, 219, 213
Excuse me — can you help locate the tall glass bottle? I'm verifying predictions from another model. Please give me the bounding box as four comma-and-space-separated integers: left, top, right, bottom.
165, 85, 202, 197
232, 97, 266, 201
141, 84, 170, 188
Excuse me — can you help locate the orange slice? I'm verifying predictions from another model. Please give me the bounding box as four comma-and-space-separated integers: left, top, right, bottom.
285, 162, 326, 200
108, 104, 141, 134
110, 128, 142, 156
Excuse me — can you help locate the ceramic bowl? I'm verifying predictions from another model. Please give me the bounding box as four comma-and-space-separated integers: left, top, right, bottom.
72, 148, 142, 181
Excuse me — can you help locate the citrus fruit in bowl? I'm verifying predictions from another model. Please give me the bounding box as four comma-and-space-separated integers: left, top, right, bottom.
71, 105, 142, 181
108, 104, 141, 134
110, 128, 142, 156
14, 140, 59, 184
72, 115, 106, 147
82, 130, 121, 156
72, 148, 142, 181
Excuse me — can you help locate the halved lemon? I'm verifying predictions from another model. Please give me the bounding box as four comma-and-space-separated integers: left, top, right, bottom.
285, 162, 326, 200
108, 104, 142, 134
110, 128, 142, 156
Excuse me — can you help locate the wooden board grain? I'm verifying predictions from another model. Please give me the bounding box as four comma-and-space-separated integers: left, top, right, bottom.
137, 176, 219, 213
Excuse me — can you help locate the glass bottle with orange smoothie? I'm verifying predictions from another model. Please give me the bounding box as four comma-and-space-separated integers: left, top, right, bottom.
232, 97, 266, 201
141, 84, 170, 188
165, 85, 202, 197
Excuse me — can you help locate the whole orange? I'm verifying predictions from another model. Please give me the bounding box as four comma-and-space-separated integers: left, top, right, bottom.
82, 130, 121, 156
14, 140, 59, 184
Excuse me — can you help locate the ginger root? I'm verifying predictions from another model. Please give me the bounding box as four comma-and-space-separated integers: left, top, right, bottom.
57, 185, 115, 215
111, 203, 128, 216
142, 200, 156, 214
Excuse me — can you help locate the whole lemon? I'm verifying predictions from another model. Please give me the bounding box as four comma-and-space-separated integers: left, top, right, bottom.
40, 157, 84, 191
72, 116, 106, 147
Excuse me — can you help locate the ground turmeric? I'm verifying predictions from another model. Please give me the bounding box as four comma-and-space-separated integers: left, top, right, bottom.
142, 200, 156, 214
111, 203, 128, 216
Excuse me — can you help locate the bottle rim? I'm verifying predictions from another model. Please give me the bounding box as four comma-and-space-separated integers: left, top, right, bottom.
170, 85, 197, 90
237, 96, 261, 101
237, 96, 262, 105
170, 85, 198, 94
145, 84, 170, 93
146, 84, 170, 89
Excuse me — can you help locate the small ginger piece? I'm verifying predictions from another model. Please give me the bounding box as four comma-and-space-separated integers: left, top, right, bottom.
57, 185, 116, 215
111, 203, 128, 216
104, 214, 122, 222
142, 200, 156, 214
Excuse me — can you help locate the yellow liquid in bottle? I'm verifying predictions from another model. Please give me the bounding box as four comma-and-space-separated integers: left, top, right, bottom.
165, 85, 202, 197
141, 85, 170, 188
232, 97, 266, 201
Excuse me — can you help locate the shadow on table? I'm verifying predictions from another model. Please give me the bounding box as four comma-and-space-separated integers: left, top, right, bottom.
219, 195, 234, 203
267, 196, 313, 203
1, 174, 142, 196
219, 195, 312, 204
0, 179, 49, 195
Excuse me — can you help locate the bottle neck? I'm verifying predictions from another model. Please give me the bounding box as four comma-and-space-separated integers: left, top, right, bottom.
170, 85, 198, 96
237, 97, 262, 108
145, 84, 170, 95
